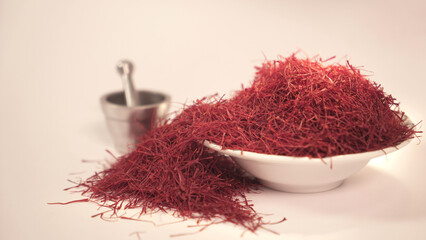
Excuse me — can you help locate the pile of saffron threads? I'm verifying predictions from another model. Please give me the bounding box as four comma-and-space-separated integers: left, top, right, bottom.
71, 54, 418, 234
195, 55, 419, 157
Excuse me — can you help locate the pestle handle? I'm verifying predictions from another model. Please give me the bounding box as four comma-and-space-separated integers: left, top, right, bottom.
117, 60, 139, 107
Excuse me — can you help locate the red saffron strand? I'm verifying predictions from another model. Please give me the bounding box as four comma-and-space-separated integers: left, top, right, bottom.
48, 198, 89, 205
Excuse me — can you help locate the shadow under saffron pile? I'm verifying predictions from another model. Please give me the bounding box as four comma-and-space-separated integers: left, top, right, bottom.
72, 54, 418, 232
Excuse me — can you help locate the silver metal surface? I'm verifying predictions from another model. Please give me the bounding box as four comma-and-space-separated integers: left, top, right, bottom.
100, 90, 170, 153
117, 60, 139, 107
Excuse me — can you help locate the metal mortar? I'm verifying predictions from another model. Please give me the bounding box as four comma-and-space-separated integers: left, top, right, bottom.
100, 90, 170, 153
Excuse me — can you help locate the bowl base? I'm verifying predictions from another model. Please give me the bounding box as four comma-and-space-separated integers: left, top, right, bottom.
260, 179, 344, 193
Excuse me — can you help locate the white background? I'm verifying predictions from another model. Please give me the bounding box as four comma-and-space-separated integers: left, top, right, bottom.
1, 0, 425, 239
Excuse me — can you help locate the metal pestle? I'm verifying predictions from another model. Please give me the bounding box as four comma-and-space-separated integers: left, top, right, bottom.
116, 60, 139, 107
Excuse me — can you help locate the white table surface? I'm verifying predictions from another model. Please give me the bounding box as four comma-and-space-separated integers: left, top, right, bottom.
1, 1, 425, 239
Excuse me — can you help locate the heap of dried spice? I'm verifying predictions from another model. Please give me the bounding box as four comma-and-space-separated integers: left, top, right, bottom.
197, 55, 418, 157
67, 54, 418, 234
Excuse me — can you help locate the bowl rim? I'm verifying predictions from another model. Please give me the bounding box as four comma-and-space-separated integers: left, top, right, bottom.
203, 138, 412, 164
203, 117, 415, 164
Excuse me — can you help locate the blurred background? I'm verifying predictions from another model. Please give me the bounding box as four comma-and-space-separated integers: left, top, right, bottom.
1, 0, 425, 239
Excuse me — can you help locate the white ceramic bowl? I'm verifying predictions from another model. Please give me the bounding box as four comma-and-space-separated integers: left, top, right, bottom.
204, 136, 413, 193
